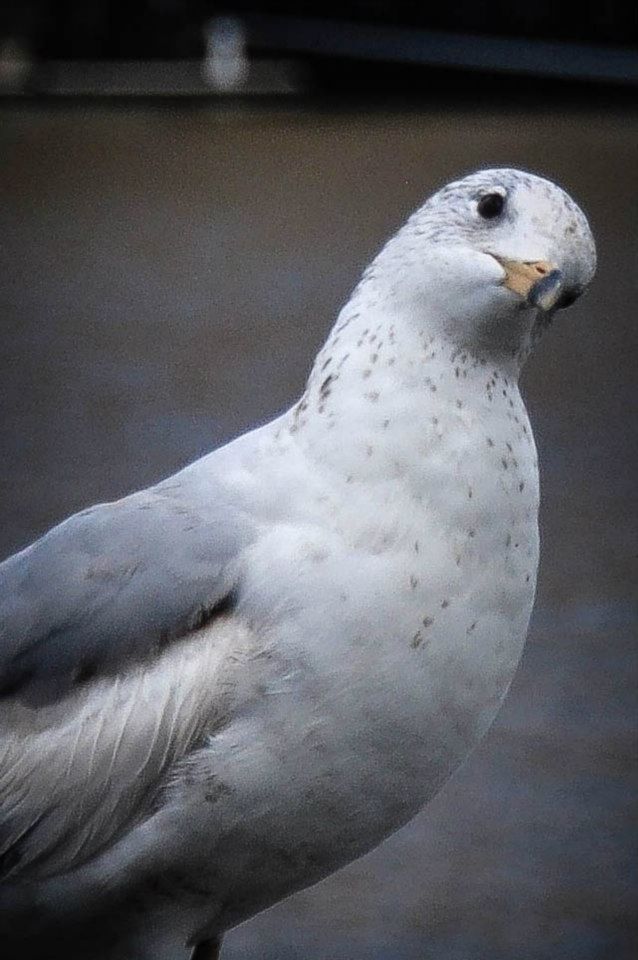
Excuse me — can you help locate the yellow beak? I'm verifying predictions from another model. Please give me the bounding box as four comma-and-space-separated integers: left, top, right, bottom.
494, 257, 564, 311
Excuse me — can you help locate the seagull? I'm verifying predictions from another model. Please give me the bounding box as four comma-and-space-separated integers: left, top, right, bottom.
0, 168, 596, 960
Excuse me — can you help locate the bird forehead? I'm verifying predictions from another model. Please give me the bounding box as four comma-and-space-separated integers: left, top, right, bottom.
409, 169, 593, 254
435, 169, 567, 213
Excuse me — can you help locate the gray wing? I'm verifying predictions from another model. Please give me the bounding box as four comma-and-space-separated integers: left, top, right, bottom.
0, 478, 254, 705
0, 473, 256, 882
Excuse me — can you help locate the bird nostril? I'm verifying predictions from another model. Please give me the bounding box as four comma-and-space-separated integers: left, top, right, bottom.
530, 262, 549, 276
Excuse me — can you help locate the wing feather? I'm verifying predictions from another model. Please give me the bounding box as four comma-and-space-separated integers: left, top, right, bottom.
0, 475, 253, 704
0, 465, 257, 880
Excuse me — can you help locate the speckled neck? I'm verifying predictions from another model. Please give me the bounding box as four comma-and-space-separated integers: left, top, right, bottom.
286, 299, 535, 487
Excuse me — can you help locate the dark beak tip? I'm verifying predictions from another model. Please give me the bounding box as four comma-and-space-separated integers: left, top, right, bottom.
527, 269, 564, 311
554, 287, 582, 310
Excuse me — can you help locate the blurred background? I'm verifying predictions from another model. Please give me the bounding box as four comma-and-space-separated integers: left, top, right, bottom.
0, 4, 636, 959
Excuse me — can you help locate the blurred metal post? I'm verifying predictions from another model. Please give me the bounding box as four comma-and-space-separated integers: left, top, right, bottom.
203, 17, 249, 92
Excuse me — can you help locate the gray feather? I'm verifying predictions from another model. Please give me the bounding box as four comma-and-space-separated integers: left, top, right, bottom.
0, 461, 258, 880
0, 475, 254, 705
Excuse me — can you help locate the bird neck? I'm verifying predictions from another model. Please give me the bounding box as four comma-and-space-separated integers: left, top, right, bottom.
287, 297, 529, 483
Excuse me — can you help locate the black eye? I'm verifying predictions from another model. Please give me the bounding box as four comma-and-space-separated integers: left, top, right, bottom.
477, 193, 505, 220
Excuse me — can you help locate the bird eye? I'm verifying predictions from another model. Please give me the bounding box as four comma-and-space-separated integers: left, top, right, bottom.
477, 193, 506, 220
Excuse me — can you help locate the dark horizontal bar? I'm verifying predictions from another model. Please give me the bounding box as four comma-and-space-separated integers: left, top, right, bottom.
246, 14, 638, 85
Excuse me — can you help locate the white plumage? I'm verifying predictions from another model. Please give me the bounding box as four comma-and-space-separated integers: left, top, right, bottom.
0, 168, 595, 959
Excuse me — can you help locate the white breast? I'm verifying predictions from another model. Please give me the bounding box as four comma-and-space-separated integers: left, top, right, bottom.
215, 333, 541, 852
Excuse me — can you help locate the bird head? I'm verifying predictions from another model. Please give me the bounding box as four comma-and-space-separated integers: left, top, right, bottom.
363, 168, 596, 366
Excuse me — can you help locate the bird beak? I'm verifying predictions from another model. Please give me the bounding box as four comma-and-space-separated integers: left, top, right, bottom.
493, 256, 565, 312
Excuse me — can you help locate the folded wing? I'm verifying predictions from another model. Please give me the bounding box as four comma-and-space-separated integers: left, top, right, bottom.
0, 476, 255, 881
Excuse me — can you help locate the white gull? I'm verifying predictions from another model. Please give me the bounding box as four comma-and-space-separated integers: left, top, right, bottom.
0, 168, 596, 959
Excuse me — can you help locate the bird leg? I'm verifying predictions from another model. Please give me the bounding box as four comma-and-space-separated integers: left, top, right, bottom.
191, 936, 222, 960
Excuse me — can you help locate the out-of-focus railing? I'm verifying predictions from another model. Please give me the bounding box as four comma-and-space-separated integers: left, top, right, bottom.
0, 8, 637, 97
